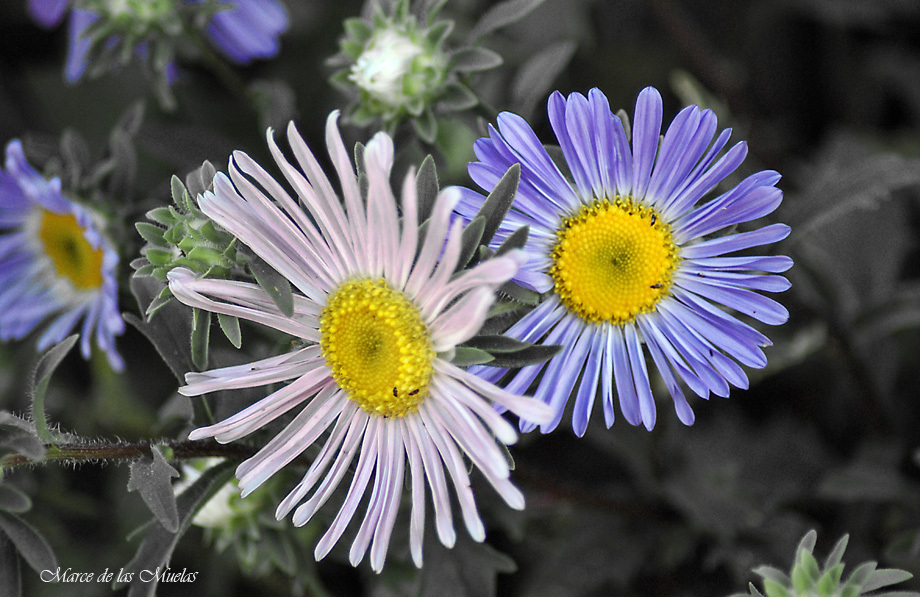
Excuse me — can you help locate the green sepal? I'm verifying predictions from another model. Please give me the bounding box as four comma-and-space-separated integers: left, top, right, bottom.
474, 163, 520, 246
217, 313, 242, 349
135, 222, 167, 247
249, 256, 294, 318
451, 347, 495, 367
190, 308, 211, 370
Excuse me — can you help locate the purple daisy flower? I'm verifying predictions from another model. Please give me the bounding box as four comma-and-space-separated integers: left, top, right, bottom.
454, 87, 792, 435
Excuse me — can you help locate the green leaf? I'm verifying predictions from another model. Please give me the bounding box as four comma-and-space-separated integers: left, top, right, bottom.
512, 40, 577, 119
343, 17, 372, 43
30, 335, 79, 443
127, 277, 193, 380
861, 568, 914, 592
0, 512, 57, 574
217, 313, 242, 349
127, 447, 180, 533
462, 335, 532, 353
486, 344, 561, 368
0, 413, 45, 461
468, 0, 545, 42
185, 160, 217, 200
449, 47, 503, 72
474, 163, 520, 246
846, 561, 877, 588
0, 485, 32, 514
495, 226, 529, 256
169, 175, 191, 212
450, 347, 495, 367
762, 579, 791, 597
249, 256, 294, 319
455, 216, 485, 271
191, 308, 211, 371
425, 20, 453, 46
498, 281, 541, 305
438, 83, 479, 112
413, 110, 438, 144
119, 461, 235, 597
824, 534, 849, 570
416, 154, 440, 223
816, 563, 844, 593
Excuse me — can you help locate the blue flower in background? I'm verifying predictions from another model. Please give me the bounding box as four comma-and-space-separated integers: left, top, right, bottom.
0, 140, 124, 370
455, 87, 792, 435
27, 0, 289, 83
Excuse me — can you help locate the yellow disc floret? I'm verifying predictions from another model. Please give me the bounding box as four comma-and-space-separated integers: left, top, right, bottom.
38, 209, 104, 291
550, 198, 679, 324
319, 278, 435, 418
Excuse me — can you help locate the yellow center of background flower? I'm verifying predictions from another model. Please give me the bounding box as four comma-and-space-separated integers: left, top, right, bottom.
550, 198, 679, 324
38, 210, 104, 291
319, 278, 434, 418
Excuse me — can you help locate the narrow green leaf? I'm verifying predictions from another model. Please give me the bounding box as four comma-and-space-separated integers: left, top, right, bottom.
425, 20, 453, 46
511, 40, 577, 119
217, 313, 242, 349
486, 344, 561, 368
191, 308, 211, 370
185, 160, 217, 201
413, 110, 438, 144
474, 163, 520, 246
762, 579, 791, 597
846, 561, 878, 588
169, 175, 189, 211
463, 335, 532, 353
451, 347, 495, 367
824, 534, 849, 570
119, 461, 234, 597
861, 568, 914, 592
455, 216, 485, 271
438, 83, 479, 112
496, 226, 529, 256
416, 155, 440, 223
30, 335, 79, 443
816, 563, 844, 593
0, 486, 32, 514
468, 0, 545, 41
449, 47, 503, 72
249, 256, 294, 318
0, 512, 57, 574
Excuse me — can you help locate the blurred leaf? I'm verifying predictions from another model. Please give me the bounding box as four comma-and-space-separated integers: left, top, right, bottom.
0, 485, 31, 514
0, 512, 57, 574
30, 335, 79, 443
0, 413, 45, 461
119, 461, 235, 597
249, 255, 294, 319
511, 40, 577, 119
462, 335, 532, 353
418, 533, 517, 597
126, 276, 193, 380
468, 0, 545, 42
249, 79, 297, 132
449, 47, 503, 72
0, 534, 21, 597
486, 344, 561, 367
127, 447, 180, 533
450, 347, 495, 366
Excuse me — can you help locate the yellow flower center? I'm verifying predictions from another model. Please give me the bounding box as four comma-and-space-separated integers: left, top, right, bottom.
38, 210, 104, 291
319, 278, 434, 418
550, 198, 679, 324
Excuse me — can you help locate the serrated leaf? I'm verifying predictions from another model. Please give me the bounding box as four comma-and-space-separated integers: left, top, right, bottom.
0, 486, 31, 514
216, 313, 242, 349
511, 40, 577, 119
474, 163, 520, 246
249, 256, 294, 318
191, 308, 211, 370
0, 512, 57, 574
416, 155, 439, 223
119, 461, 234, 597
127, 448, 180, 533
486, 344, 561, 368
455, 216, 485, 271
451, 347, 495, 367
468, 0, 545, 42
449, 47, 503, 72
30, 335, 79, 443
